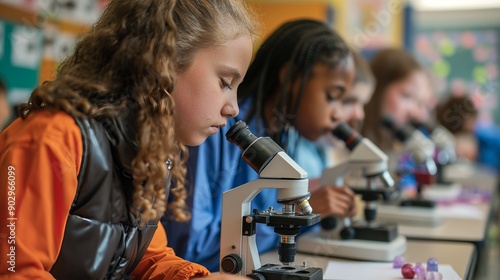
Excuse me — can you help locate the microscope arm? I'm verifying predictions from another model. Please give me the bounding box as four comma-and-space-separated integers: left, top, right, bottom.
221, 177, 309, 276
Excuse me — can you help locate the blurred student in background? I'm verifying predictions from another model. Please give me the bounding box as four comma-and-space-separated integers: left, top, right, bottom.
437, 94, 500, 172
362, 48, 434, 195
0, 78, 12, 130
163, 19, 357, 272
362, 48, 427, 150
436, 95, 478, 161
409, 70, 438, 133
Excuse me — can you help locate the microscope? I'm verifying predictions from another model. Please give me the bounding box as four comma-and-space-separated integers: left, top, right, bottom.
411, 121, 461, 195
220, 120, 323, 280
376, 117, 444, 226
296, 123, 407, 261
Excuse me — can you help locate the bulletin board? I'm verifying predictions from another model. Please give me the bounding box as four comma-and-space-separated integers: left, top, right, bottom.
0, 19, 42, 105
414, 28, 500, 124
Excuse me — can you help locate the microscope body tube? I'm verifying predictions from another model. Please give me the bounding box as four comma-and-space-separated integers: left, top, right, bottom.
320, 123, 395, 238
431, 126, 457, 165
383, 117, 437, 174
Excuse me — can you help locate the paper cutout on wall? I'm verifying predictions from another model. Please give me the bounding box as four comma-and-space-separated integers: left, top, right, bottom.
41, 25, 76, 62
11, 25, 42, 69
53, 31, 76, 61
8, 88, 32, 105
0, 22, 4, 59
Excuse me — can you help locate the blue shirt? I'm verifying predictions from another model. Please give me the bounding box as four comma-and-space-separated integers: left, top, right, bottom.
475, 122, 500, 172
162, 99, 327, 271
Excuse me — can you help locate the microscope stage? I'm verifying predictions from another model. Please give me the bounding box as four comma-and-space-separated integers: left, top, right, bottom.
377, 204, 443, 227
296, 232, 406, 262
422, 182, 462, 201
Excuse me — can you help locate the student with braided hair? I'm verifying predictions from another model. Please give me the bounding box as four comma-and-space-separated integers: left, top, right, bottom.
163, 19, 357, 272
0, 0, 256, 279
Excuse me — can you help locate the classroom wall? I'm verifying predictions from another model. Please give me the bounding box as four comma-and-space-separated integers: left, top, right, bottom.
248, 0, 405, 51
413, 7, 500, 124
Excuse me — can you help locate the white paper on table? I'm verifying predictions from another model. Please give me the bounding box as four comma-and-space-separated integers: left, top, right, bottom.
323, 261, 461, 280
436, 204, 483, 220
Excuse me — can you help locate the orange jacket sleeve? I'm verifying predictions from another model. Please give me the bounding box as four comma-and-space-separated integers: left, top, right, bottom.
132, 223, 210, 280
0, 111, 82, 279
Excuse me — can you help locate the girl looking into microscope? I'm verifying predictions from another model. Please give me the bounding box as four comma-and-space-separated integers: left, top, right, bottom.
0, 0, 256, 279
163, 19, 358, 272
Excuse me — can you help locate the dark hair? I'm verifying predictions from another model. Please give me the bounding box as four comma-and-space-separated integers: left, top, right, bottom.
18, 0, 257, 225
238, 19, 350, 145
362, 48, 422, 149
436, 95, 478, 134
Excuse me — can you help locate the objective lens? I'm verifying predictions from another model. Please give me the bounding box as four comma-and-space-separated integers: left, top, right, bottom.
297, 199, 313, 215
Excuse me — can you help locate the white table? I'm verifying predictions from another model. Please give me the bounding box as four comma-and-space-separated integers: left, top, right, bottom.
260, 240, 476, 279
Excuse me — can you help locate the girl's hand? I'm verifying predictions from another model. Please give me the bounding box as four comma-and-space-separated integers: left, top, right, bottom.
308, 185, 357, 218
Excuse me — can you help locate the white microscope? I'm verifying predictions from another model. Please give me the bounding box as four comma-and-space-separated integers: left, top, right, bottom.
377, 117, 444, 226
411, 121, 461, 198
220, 120, 323, 280
296, 123, 406, 261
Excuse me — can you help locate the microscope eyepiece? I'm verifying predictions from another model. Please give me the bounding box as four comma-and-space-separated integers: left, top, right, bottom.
226, 120, 258, 151
332, 122, 363, 150
381, 116, 413, 143
226, 120, 284, 174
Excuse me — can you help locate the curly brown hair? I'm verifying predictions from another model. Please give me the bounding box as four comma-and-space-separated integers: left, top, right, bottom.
19, 0, 258, 226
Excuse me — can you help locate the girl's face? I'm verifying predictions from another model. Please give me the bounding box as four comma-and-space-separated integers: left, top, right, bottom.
340, 82, 373, 131
384, 70, 426, 126
173, 35, 253, 146
294, 55, 355, 141
410, 72, 435, 124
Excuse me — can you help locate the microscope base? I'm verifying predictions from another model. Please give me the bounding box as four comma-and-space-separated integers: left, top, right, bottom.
354, 222, 399, 242
249, 264, 322, 280
377, 204, 443, 226
296, 232, 406, 261
423, 182, 462, 201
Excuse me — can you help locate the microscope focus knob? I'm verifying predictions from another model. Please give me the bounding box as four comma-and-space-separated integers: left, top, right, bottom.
320, 216, 338, 230
221, 254, 242, 274
340, 226, 355, 240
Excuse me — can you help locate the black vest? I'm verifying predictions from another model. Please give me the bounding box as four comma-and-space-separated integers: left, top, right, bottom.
50, 112, 168, 279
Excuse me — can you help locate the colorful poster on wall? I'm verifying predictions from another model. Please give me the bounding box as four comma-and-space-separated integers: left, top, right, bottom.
415, 29, 500, 124
0, 20, 41, 105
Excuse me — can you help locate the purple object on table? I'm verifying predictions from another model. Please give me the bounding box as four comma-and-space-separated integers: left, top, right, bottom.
415, 266, 426, 280
426, 271, 443, 280
392, 256, 405, 268
427, 257, 438, 272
